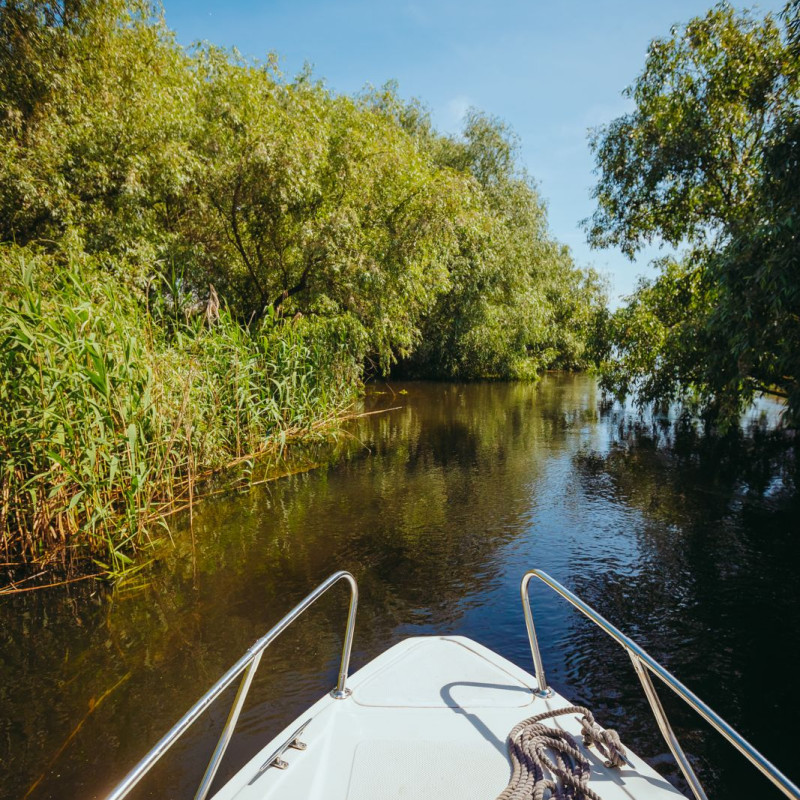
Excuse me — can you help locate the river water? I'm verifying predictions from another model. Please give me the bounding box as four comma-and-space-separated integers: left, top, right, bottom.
1, 375, 798, 799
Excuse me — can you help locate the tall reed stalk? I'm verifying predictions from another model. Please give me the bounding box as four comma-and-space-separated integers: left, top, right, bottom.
0, 250, 363, 574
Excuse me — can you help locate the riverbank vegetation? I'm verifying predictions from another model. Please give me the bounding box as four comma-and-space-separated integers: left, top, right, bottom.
0, 0, 606, 575
1, 247, 362, 574
589, 1, 800, 428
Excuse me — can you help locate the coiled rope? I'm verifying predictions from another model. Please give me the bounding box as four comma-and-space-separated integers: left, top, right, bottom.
495, 705, 627, 800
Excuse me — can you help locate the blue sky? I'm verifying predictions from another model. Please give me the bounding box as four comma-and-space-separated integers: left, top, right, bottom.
162, 0, 785, 305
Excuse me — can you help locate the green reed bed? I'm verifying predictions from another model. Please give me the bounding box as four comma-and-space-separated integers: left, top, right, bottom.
0, 251, 362, 576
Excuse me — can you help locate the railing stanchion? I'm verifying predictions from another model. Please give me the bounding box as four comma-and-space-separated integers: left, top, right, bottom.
331, 574, 358, 698
520, 572, 553, 698
628, 652, 708, 800
194, 651, 263, 800
521, 569, 800, 800
105, 571, 358, 800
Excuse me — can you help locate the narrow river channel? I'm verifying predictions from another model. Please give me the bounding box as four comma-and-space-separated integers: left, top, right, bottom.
1, 375, 798, 799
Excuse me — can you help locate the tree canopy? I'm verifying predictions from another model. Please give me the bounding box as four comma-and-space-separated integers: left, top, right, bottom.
0, 0, 604, 378
0, 0, 610, 567
589, 1, 800, 426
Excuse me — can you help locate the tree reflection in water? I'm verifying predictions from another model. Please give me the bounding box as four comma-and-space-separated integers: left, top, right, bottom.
1, 376, 796, 799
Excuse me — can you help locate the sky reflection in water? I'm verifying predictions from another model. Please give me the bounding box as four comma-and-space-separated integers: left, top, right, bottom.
1, 375, 797, 799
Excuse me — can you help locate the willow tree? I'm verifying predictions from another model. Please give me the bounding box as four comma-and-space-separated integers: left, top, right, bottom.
1, 0, 607, 383
180, 61, 467, 369
589, 2, 800, 424
406, 109, 607, 379
0, 0, 198, 262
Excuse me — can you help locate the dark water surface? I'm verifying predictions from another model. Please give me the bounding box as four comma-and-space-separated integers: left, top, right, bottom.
2, 376, 798, 799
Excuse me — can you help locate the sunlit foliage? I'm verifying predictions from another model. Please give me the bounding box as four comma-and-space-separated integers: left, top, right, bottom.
0, 0, 604, 568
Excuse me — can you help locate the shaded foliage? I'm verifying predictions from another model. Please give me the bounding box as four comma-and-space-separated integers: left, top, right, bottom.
590, 2, 800, 426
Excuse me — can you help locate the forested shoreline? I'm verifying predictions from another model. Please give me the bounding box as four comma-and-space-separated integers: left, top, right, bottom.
0, 1, 605, 575
5, 0, 798, 580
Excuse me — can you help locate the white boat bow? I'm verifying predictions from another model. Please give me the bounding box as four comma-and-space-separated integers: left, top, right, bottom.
212, 635, 683, 800
104, 570, 800, 800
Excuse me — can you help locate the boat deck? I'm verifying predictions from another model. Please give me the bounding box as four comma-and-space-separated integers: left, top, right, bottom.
212, 636, 684, 800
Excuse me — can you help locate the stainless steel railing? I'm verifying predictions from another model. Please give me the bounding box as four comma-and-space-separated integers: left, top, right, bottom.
521, 569, 800, 800
105, 570, 358, 800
